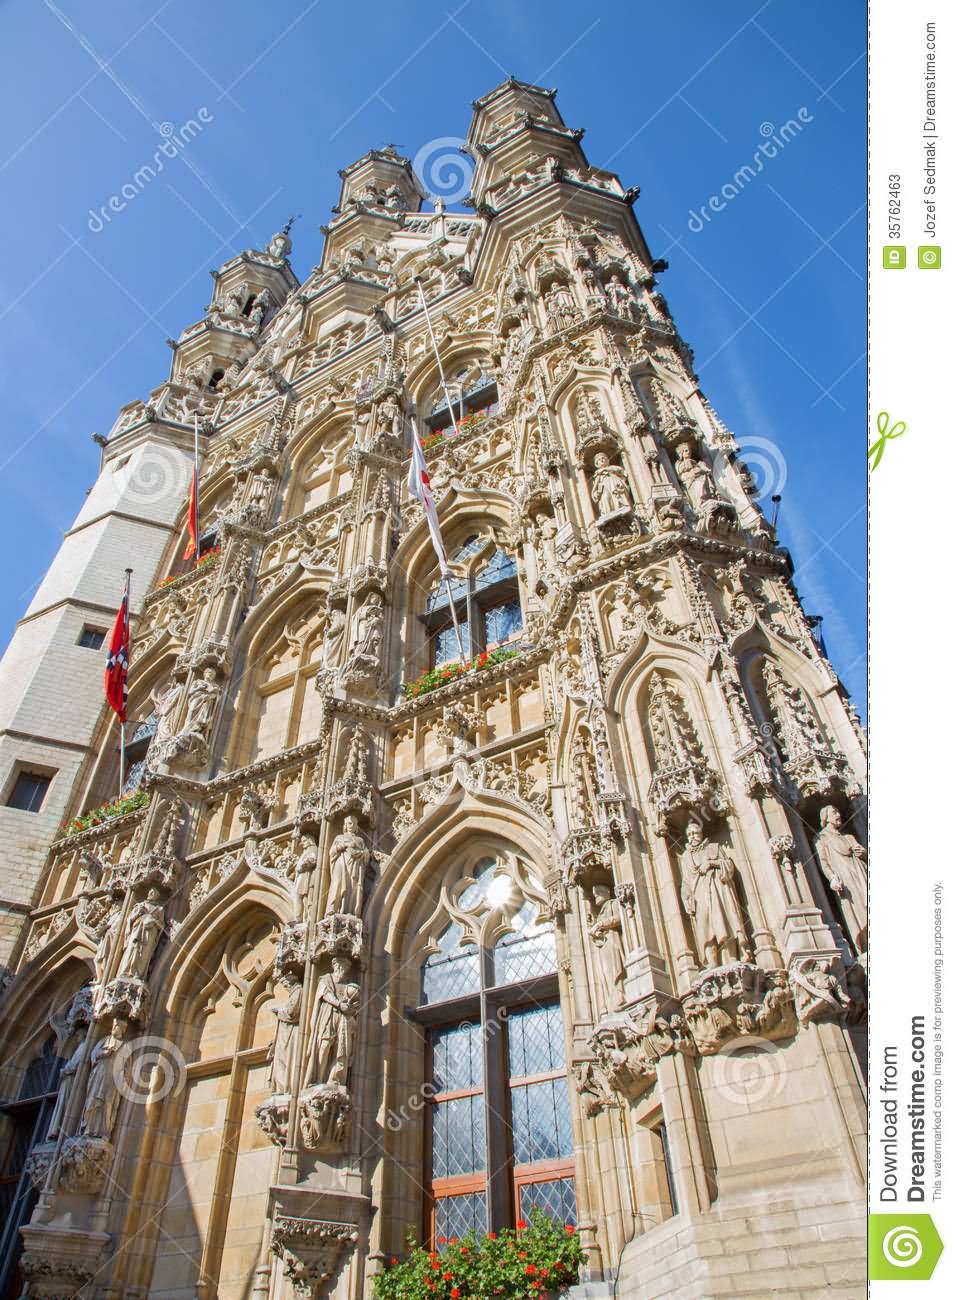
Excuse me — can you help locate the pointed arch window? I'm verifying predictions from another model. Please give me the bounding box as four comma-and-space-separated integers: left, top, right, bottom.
413, 855, 576, 1244
424, 536, 525, 667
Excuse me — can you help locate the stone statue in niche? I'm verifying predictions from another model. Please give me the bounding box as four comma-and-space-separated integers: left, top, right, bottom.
114, 889, 165, 982
605, 273, 636, 320
326, 815, 369, 917
674, 442, 718, 510
46, 1038, 84, 1140
267, 973, 302, 1095
815, 805, 868, 955
319, 606, 347, 671
305, 958, 360, 1088
46, 995, 91, 1140
544, 281, 578, 334
248, 289, 271, 330
375, 394, 403, 441
93, 911, 120, 989
182, 668, 221, 736
588, 882, 627, 1014
680, 823, 752, 969
348, 591, 384, 666
151, 678, 184, 751
590, 452, 633, 520
532, 510, 559, 587
79, 1029, 125, 1138
292, 831, 318, 921
248, 470, 273, 512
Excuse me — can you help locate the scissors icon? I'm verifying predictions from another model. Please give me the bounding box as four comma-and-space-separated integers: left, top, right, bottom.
868, 412, 906, 470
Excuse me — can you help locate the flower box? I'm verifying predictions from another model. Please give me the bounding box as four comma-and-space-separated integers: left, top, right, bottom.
57, 788, 150, 839
156, 546, 221, 589
373, 1211, 584, 1300
402, 647, 520, 700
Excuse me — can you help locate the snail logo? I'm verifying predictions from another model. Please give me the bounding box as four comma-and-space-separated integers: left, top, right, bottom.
868, 1213, 943, 1281
882, 1225, 922, 1267
712, 1036, 785, 1108
412, 136, 474, 207
124, 444, 191, 509
713, 436, 787, 503
113, 1035, 187, 1106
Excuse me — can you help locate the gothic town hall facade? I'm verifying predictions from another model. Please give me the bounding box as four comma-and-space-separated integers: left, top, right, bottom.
0, 81, 866, 1299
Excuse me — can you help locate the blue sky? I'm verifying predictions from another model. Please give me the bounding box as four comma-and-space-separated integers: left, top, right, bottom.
0, 0, 865, 710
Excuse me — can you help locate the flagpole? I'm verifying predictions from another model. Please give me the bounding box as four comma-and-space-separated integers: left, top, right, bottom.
193, 414, 201, 568
415, 278, 462, 437
119, 567, 132, 797
443, 571, 467, 664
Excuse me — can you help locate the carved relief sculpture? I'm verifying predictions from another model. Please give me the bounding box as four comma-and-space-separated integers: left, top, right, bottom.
590, 452, 633, 521
588, 882, 627, 1014
325, 815, 369, 917
79, 1031, 124, 1139
815, 805, 868, 955
680, 823, 751, 968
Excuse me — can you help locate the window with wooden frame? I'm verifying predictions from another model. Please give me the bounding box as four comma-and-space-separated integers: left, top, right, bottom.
424, 535, 525, 668
412, 856, 577, 1245
425, 370, 499, 437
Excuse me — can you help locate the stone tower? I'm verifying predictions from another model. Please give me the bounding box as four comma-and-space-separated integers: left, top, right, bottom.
0, 80, 866, 1299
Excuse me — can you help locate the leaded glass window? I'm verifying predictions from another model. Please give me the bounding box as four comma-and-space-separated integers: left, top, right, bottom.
421, 923, 481, 1004
519, 1177, 577, 1226
424, 537, 525, 667
418, 860, 574, 1244
493, 902, 558, 987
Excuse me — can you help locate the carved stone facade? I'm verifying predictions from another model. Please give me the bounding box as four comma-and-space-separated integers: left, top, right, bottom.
0, 80, 865, 1300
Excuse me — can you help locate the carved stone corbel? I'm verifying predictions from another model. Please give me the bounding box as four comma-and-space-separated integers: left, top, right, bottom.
270, 1216, 359, 1298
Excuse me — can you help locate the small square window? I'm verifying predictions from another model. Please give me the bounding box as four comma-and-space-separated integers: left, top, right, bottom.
78, 626, 106, 650
6, 771, 52, 813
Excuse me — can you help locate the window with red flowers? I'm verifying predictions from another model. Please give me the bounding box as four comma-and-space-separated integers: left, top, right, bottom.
412, 859, 577, 1245
424, 535, 525, 668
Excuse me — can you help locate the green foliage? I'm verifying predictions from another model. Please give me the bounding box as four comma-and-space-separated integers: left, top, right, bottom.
57, 787, 150, 839
373, 1210, 585, 1300
402, 647, 520, 699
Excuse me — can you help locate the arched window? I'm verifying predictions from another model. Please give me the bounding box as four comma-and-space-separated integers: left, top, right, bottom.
414, 856, 576, 1244
425, 369, 499, 437
120, 709, 159, 792
424, 536, 524, 667
0, 1036, 63, 1292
